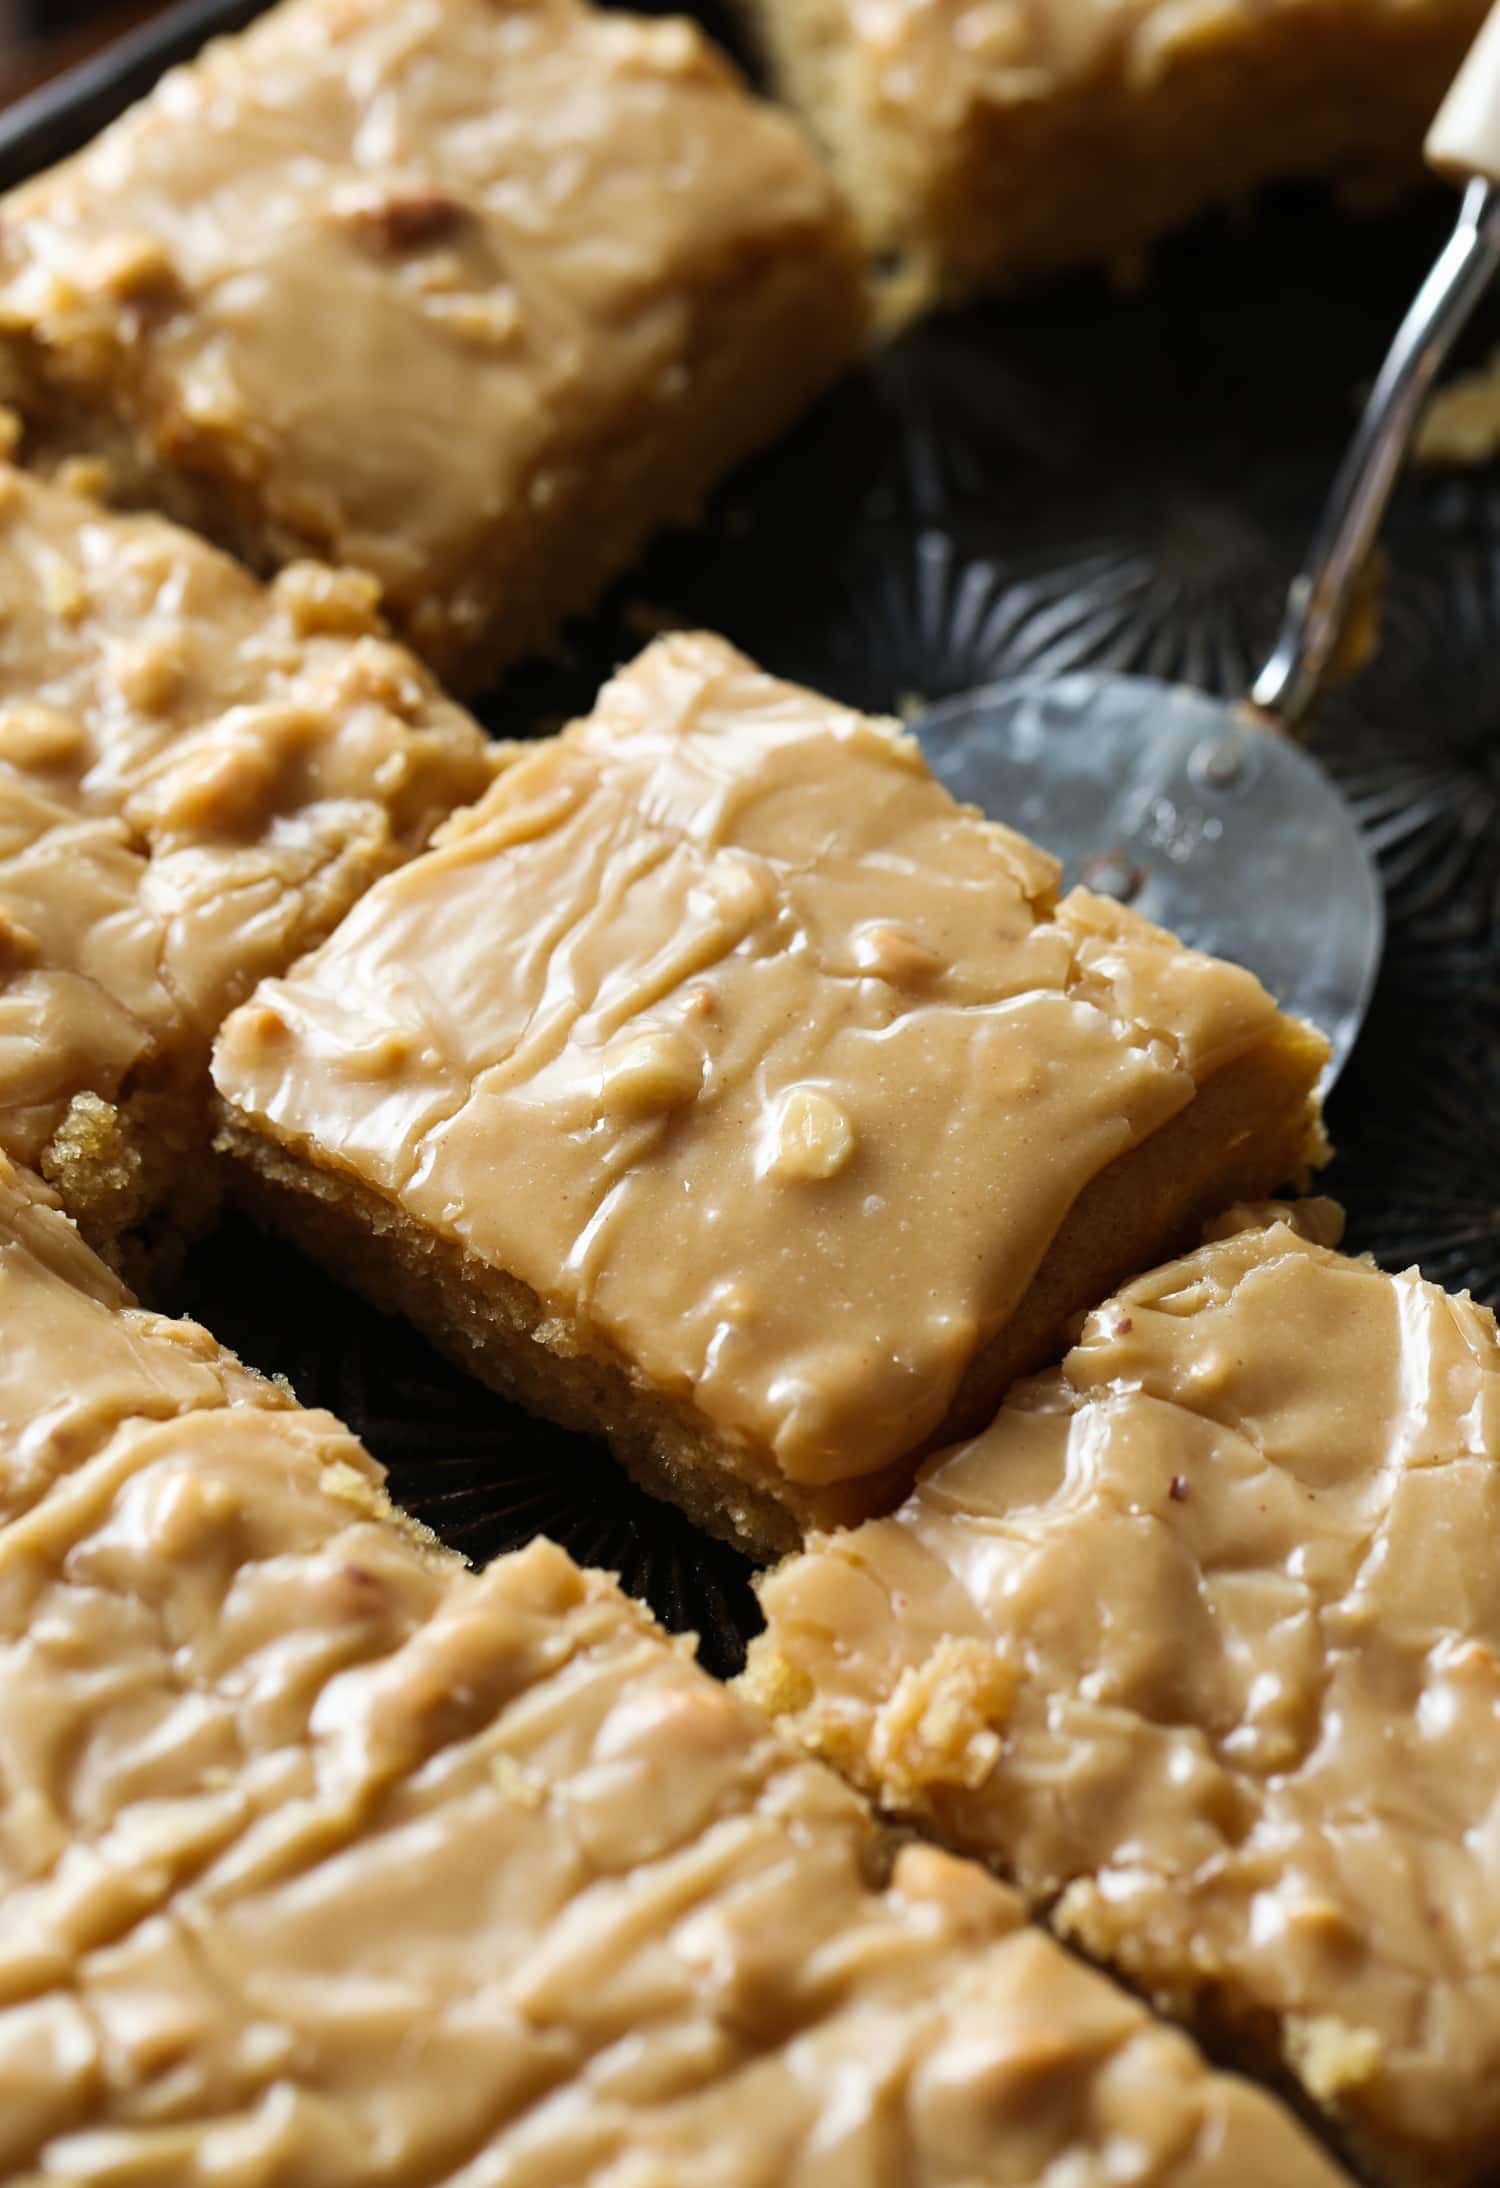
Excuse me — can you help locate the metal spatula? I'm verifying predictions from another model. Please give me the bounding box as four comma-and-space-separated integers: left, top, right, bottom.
913, 8, 1500, 1081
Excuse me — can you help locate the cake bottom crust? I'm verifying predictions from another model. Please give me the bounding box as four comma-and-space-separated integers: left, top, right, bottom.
215, 1020, 1324, 1559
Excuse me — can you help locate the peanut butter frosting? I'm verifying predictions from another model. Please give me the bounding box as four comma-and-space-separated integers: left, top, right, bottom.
0, 1150, 291, 1525
0, 0, 862, 686
0, 1152, 1348, 2183
0, 463, 493, 1186
215, 631, 1321, 1499
833, 0, 1481, 131
749, 1209, 1500, 2182
749, 0, 1486, 297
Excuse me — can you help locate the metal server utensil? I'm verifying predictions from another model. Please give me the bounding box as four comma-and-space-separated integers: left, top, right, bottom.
913, 5, 1500, 1082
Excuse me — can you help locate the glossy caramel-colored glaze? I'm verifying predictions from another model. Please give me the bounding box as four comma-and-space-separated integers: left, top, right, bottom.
0, 0, 863, 686
0, 463, 493, 1242
215, 632, 1324, 1511
0, 1151, 1346, 2185
750, 1210, 1500, 2183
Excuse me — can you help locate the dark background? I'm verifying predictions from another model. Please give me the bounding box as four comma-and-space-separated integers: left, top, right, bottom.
0, 4, 169, 102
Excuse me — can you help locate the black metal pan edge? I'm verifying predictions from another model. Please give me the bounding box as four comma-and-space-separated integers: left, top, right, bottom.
0, 0, 267, 191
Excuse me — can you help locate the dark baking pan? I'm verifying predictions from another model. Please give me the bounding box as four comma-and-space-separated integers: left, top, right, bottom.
0, 0, 266, 188
9, 2, 1500, 1675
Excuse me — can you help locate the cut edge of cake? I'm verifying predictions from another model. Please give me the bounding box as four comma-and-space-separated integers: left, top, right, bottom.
0, 461, 499, 1281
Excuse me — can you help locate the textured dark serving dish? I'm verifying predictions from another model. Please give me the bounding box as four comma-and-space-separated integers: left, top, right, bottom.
11, 2, 1500, 1677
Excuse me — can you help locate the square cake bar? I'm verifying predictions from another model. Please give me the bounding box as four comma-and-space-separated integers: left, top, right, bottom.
744, 0, 1488, 301
0, 0, 865, 692
748, 1205, 1500, 2186
0, 1150, 1347, 2185
214, 631, 1328, 1556
0, 462, 495, 1267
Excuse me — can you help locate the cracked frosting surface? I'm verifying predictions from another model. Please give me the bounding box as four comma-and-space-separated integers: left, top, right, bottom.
748, 1210, 1500, 2182
213, 631, 1317, 1492
0, 1153, 1347, 2184
0, 0, 860, 682
0, 463, 493, 1175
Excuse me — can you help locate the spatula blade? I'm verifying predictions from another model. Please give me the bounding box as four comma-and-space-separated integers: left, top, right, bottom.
913, 673, 1382, 1082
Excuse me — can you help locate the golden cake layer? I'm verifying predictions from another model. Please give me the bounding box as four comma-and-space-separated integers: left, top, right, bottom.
0, 0, 864, 691
748, 1206, 1500, 2186
743, 0, 1488, 302
213, 631, 1327, 1555
0, 462, 495, 1267
0, 1150, 1346, 2185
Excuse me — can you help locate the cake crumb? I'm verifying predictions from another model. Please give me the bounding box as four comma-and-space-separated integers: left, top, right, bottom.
1285, 2014, 1383, 2100
872, 1639, 1014, 1798
54, 454, 112, 502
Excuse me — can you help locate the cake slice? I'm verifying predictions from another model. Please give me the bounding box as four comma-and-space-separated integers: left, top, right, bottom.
743, 0, 1488, 303
0, 1152, 1349, 2184
213, 631, 1328, 1556
0, 0, 864, 693
747, 1205, 1500, 2186
0, 462, 495, 1268
0, 1149, 293, 1527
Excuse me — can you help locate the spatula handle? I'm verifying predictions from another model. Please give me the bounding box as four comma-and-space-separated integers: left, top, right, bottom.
1253, 3, 1500, 728
1428, 5, 1500, 187
1250, 175, 1500, 730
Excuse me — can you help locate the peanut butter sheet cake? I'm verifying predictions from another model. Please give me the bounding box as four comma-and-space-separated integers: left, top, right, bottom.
0, 0, 864, 692
0, 1150, 1347, 2186
213, 631, 1328, 1556
743, 0, 1489, 302
0, 462, 494, 1267
748, 1206, 1500, 2187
